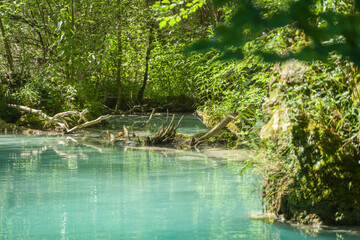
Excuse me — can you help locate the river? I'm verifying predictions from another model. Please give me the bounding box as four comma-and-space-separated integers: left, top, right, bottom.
0, 116, 358, 239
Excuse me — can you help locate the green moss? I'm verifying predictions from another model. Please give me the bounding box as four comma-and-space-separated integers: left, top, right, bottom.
0, 118, 25, 133
264, 110, 360, 224
16, 114, 46, 130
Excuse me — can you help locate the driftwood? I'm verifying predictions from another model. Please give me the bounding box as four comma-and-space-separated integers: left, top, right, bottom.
101, 112, 238, 148
196, 112, 238, 141
145, 114, 184, 145
7, 104, 238, 147
140, 108, 155, 129
65, 115, 111, 133
124, 104, 148, 114
7, 104, 111, 133
123, 125, 130, 140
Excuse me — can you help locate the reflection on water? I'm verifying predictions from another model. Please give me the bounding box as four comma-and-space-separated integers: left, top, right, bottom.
0, 135, 358, 239
105, 114, 208, 136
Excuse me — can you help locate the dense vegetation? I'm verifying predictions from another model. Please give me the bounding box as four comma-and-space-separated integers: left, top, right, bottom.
1, 0, 360, 226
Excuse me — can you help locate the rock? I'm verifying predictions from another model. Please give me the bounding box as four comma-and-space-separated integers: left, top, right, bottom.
260, 106, 291, 140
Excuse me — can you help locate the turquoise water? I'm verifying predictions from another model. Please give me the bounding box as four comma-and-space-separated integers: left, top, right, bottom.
0, 135, 359, 239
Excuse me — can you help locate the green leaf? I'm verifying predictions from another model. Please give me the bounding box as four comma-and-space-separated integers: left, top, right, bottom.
159, 20, 167, 29
152, 1, 161, 8
169, 18, 176, 26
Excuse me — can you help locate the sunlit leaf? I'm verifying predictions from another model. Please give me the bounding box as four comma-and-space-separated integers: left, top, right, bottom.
159, 20, 167, 29
169, 18, 176, 26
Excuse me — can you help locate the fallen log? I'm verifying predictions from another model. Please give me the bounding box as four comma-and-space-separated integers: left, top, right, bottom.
7, 104, 238, 147
7, 104, 110, 133
65, 114, 111, 133
196, 112, 238, 141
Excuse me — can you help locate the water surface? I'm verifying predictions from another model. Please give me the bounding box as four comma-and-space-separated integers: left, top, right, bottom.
105, 114, 208, 136
0, 134, 358, 239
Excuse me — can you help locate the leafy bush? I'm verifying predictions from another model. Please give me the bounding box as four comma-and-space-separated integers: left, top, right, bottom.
261, 59, 360, 225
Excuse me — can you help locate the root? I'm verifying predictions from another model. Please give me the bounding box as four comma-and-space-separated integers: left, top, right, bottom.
145, 114, 184, 145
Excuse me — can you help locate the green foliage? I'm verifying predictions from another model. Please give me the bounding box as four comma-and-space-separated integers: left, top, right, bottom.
154, 0, 207, 29
0, 0, 215, 118
145, 42, 200, 111
0, 0, 359, 227
194, 51, 272, 145
189, 0, 360, 66
261, 59, 360, 225
175, 0, 360, 225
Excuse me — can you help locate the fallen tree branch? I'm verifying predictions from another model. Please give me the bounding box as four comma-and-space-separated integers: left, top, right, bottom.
7, 104, 51, 120
65, 115, 111, 133
9, 103, 239, 147
197, 112, 238, 141
8, 104, 70, 130
7, 104, 110, 133
53, 109, 89, 125
140, 112, 236, 147
140, 108, 155, 129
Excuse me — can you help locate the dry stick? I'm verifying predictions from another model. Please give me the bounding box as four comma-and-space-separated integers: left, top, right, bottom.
158, 109, 169, 135
175, 115, 184, 130
123, 125, 129, 140
148, 114, 178, 145
7, 104, 50, 119
161, 114, 175, 138
102, 104, 119, 114
52, 109, 89, 121
124, 104, 147, 115
48, 109, 89, 128
140, 108, 155, 129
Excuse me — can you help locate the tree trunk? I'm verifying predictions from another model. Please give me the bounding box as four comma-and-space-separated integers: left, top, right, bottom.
197, 112, 238, 141
35, 0, 50, 63
115, 27, 122, 111
0, 15, 14, 74
137, 23, 154, 105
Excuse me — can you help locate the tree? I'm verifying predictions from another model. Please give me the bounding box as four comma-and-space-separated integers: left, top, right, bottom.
137, 20, 155, 105
0, 14, 14, 75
